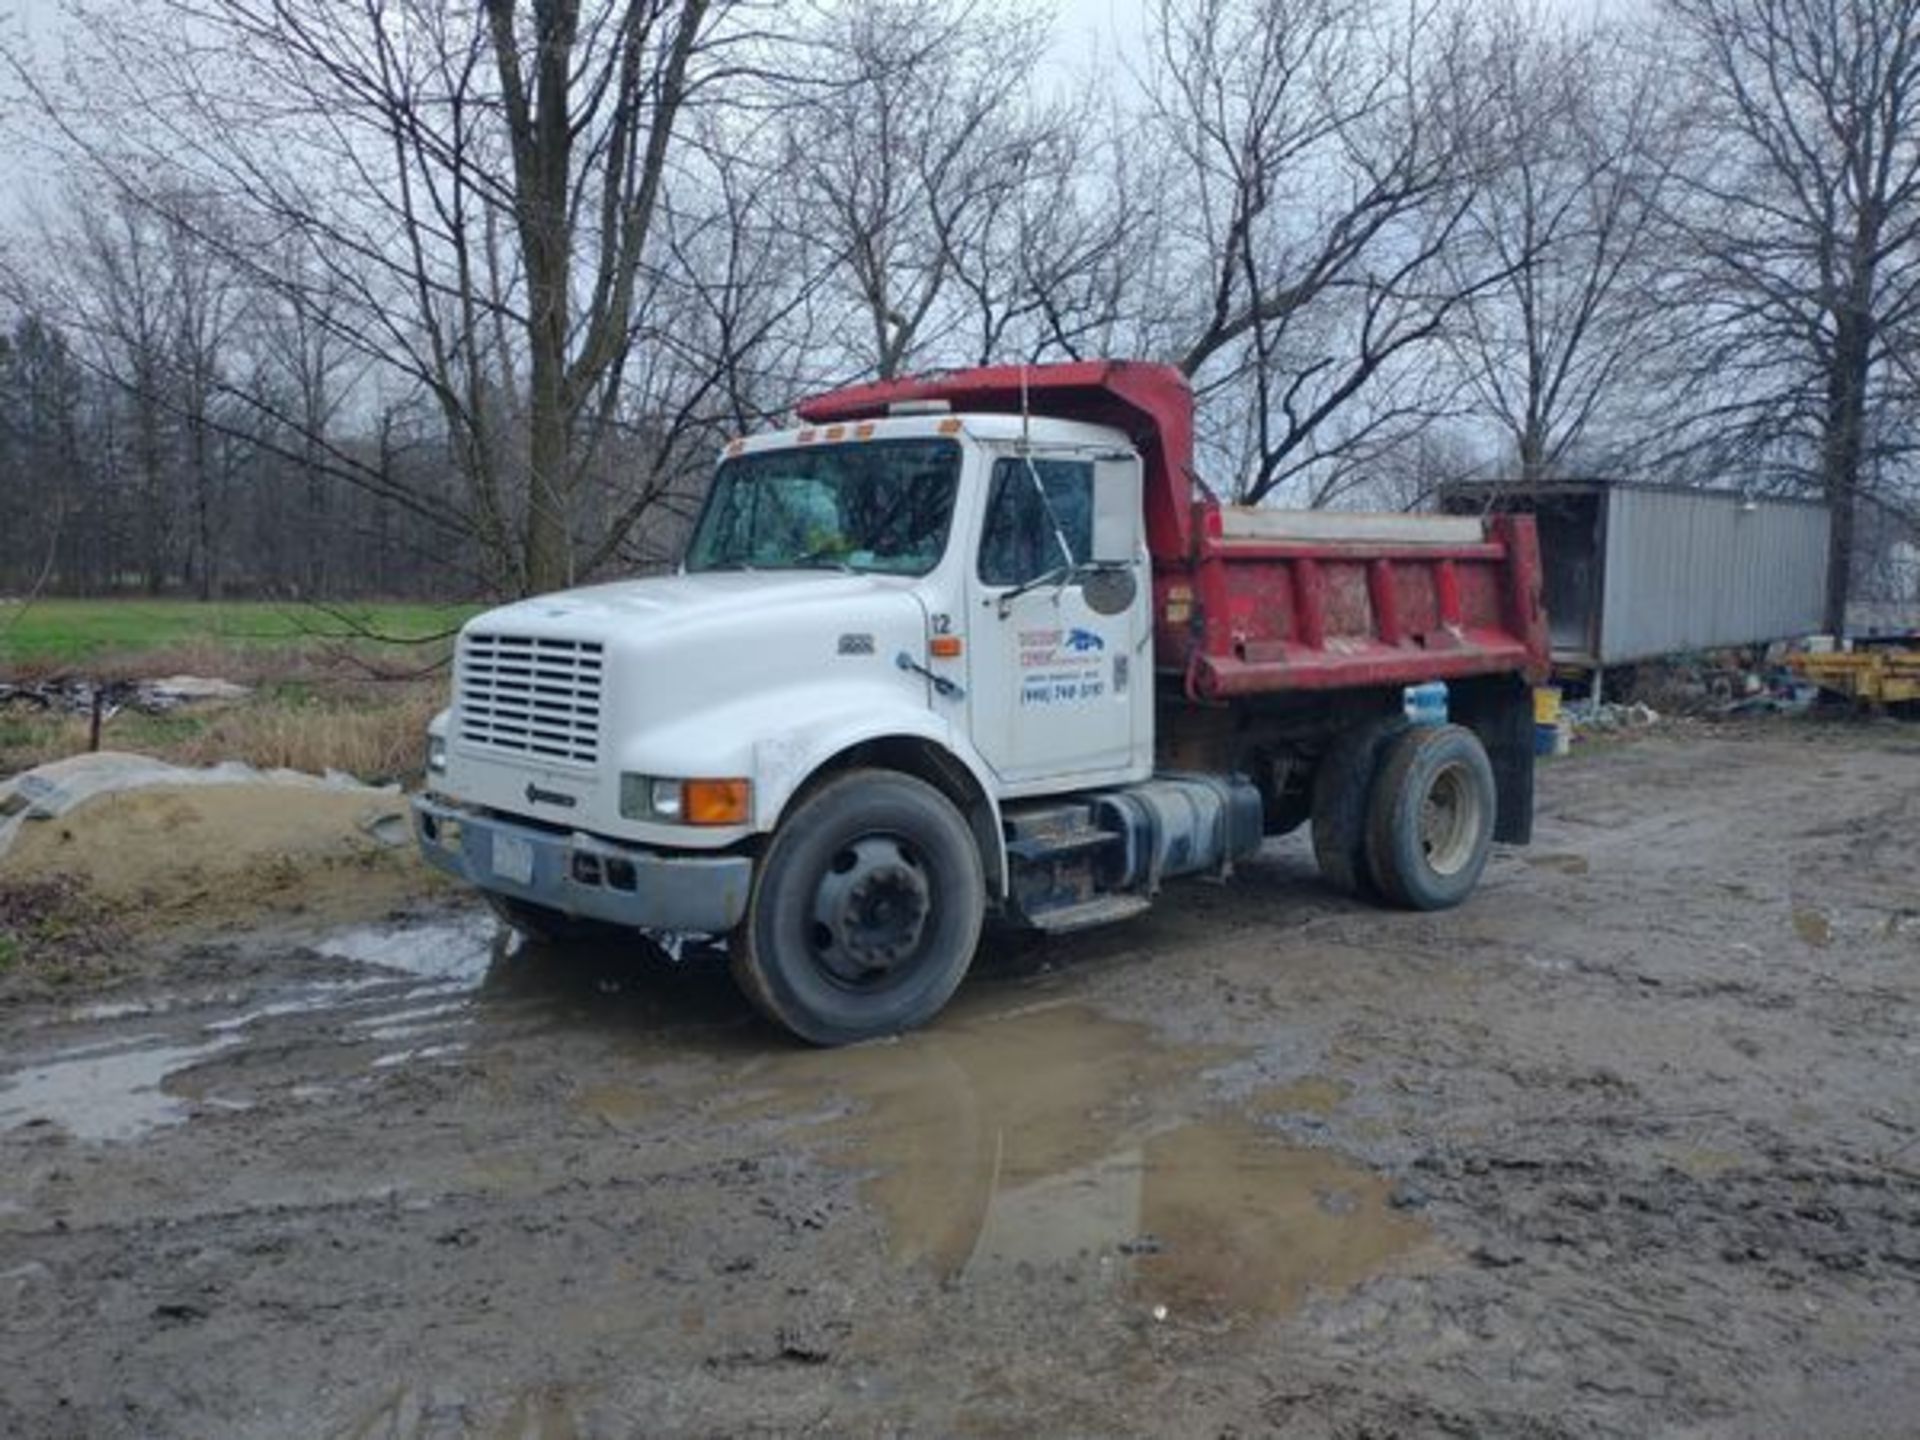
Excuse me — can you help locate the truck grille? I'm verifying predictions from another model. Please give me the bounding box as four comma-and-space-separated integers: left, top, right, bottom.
456, 633, 604, 766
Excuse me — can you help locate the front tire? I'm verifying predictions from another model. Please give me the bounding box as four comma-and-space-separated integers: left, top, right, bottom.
731, 769, 985, 1045
1364, 724, 1497, 910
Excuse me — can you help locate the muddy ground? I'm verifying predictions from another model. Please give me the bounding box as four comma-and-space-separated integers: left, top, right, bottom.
2, 721, 1918, 1439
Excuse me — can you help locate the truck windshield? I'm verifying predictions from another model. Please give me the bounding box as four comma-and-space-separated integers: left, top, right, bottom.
686, 439, 960, 576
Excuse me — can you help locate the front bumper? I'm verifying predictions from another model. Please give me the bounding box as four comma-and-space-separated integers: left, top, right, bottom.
413, 794, 753, 933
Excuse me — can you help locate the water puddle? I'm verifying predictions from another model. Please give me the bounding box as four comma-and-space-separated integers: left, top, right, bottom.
311, 911, 501, 984
731, 1003, 1428, 1319
205, 979, 390, 1033
1, 915, 502, 1143
0, 1034, 239, 1141
370, 1043, 468, 1070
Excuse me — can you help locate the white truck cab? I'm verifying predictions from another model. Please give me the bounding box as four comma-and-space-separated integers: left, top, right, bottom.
416, 409, 1184, 1041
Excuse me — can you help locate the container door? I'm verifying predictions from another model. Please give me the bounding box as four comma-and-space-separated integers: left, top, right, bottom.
967, 452, 1145, 789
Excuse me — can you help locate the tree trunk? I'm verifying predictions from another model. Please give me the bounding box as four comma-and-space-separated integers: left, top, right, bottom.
1821, 312, 1869, 635
524, 347, 572, 594
138, 382, 165, 595
1822, 468, 1856, 636
191, 409, 214, 601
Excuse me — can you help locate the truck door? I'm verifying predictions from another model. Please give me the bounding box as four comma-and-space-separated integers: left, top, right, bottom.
967, 451, 1147, 789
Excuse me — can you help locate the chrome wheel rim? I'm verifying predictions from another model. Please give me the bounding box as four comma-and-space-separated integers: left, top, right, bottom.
1420, 761, 1483, 876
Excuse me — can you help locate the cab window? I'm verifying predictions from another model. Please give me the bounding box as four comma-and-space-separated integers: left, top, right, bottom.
978, 457, 1093, 586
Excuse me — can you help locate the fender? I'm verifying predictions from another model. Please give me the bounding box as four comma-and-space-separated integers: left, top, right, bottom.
752, 704, 1008, 898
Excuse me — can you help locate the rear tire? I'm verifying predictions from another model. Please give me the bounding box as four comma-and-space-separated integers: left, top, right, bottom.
1310, 715, 1409, 897
1364, 724, 1497, 910
731, 769, 984, 1046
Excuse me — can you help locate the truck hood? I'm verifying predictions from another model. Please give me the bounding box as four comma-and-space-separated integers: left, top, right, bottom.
470, 570, 922, 639
452, 569, 936, 807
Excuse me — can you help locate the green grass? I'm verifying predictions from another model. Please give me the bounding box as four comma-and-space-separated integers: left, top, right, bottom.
0, 599, 481, 668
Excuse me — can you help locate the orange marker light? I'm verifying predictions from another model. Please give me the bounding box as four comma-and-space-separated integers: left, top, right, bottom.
936, 417, 962, 435
797, 428, 816, 444
929, 635, 963, 659
684, 779, 751, 826
725, 438, 745, 457
855, 422, 876, 439
825, 425, 845, 441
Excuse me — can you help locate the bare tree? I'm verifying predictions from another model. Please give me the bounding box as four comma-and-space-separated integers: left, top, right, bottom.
163, 195, 246, 599
253, 253, 365, 596
1144, 0, 1503, 505
15, 0, 742, 595
788, 0, 1056, 380
1663, 0, 1920, 630
66, 190, 181, 593
1444, 6, 1680, 481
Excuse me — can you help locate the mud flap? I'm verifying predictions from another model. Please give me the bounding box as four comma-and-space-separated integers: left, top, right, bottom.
1452, 676, 1534, 846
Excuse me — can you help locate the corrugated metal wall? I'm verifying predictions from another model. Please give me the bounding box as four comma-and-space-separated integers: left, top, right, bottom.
1599, 489, 1829, 662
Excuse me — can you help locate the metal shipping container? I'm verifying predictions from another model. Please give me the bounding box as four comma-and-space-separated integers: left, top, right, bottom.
1440, 480, 1830, 666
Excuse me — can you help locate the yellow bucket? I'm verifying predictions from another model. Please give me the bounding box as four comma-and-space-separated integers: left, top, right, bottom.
1533, 686, 1563, 725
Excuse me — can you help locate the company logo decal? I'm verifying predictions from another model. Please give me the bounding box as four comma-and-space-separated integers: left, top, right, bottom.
525, 782, 578, 809
1016, 627, 1108, 706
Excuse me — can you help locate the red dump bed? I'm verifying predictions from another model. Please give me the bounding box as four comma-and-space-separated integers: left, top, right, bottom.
798, 361, 1549, 701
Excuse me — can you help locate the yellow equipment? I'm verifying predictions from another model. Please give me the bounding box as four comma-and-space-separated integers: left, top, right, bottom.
1790, 648, 1920, 708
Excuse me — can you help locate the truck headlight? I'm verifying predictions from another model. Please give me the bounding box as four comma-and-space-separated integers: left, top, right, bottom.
427, 733, 448, 775
619, 774, 751, 825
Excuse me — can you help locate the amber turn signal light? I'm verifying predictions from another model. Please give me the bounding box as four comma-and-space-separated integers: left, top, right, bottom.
929, 635, 963, 658
683, 778, 751, 825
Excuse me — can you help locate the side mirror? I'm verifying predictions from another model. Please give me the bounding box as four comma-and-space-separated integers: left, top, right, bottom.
1090, 453, 1141, 566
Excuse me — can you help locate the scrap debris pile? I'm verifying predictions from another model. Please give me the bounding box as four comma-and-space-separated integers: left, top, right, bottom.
0, 674, 252, 719
1624, 646, 1821, 718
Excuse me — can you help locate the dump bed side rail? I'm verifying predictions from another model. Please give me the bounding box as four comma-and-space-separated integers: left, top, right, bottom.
1159, 507, 1550, 701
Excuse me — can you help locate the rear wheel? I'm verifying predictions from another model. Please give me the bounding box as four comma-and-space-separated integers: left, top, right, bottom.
1364, 724, 1497, 910
731, 769, 984, 1045
1310, 715, 1409, 897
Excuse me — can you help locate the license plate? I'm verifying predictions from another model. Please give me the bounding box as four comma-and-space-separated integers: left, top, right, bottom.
490, 832, 535, 885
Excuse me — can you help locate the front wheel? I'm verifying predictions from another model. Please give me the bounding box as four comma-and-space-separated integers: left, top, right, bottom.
1364, 724, 1497, 910
730, 769, 985, 1045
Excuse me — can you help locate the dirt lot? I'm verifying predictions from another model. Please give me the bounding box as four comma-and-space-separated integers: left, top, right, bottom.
2, 721, 1918, 1438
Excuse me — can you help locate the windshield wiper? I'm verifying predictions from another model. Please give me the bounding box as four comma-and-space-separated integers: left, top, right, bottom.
786, 546, 856, 573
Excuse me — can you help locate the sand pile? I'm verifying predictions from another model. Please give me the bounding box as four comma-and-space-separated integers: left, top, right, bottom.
1, 752, 426, 932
